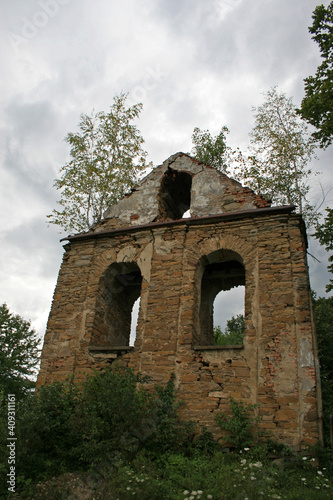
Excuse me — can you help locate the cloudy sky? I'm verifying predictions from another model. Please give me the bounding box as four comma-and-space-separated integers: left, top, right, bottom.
1, 0, 332, 339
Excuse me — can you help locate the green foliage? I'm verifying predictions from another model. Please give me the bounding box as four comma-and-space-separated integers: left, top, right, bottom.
144, 373, 194, 456
240, 86, 318, 226
1, 364, 332, 498
16, 378, 81, 482
298, 1, 333, 149
213, 314, 245, 345
215, 397, 259, 449
314, 207, 333, 291
190, 126, 230, 172
192, 427, 216, 456
0, 303, 40, 399
0, 366, 195, 495
89, 448, 332, 500
312, 294, 333, 445
14, 366, 153, 482
73, 365, 155, 465
47, 93, 149, 233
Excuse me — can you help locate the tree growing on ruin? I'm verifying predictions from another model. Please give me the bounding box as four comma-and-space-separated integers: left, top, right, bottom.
0, 304, 40, 398
191, 88, 319, 226
239, 87, 319, 226
298, 1, 333, 149
47, 93, 149, 233
190, 126, 230, 172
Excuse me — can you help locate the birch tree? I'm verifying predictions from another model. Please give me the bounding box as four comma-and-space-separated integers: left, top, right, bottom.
240, 87, 318, 225
47, 93, 149, 233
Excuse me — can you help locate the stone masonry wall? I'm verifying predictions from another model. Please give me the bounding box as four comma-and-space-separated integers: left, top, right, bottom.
38, 209, 322, 449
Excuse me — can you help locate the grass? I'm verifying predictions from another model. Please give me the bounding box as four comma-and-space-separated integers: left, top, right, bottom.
26, 446, 332, 499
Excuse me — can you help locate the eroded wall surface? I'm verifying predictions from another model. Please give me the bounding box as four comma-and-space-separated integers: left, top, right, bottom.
38, 153, 322, 448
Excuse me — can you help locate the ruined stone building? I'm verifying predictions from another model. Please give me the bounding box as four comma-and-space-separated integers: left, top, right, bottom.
38, 153, 322, 449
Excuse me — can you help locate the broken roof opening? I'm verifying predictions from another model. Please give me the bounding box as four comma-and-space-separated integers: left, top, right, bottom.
158, 168, 192, 220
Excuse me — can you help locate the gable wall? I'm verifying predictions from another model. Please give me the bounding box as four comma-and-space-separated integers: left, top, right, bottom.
38, 210, 322, 449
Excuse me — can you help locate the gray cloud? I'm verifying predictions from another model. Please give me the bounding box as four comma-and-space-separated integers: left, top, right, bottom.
0, 0, 332, 339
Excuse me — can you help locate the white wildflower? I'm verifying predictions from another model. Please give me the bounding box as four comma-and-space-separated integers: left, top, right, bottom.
317, 471, 323, 475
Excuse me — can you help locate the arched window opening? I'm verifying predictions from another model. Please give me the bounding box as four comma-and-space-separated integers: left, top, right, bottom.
130, 297, 141, 346
213, 286, 245, 345
93, 262, 142, 347
158, 168, 192, 220
199, 250, 245, 346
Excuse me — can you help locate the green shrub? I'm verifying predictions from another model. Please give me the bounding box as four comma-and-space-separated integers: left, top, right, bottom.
71, 365, 153, 466
143, 373, 194, 456
215, 397, 259, 449
17, 377, 81, 481
2, 366, 195, 495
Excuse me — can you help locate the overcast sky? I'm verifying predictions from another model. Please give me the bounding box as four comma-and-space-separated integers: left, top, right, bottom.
1, 0, 332, 339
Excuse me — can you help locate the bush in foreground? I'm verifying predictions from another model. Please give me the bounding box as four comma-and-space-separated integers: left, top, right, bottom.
0, 365, 332, 499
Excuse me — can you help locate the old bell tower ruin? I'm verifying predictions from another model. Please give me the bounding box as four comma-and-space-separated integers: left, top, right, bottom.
38, 152, 322, 449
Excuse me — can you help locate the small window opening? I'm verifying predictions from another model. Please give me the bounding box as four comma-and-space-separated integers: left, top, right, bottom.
130, 297, 140, 346
158, 168, 192, 220
199, 251, 245, 346
93, 262, 142, 347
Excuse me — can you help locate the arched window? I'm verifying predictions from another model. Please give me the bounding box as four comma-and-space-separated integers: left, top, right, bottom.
92, 262, 142, 347
158, 168, 192, 220
199, 250, 245, 346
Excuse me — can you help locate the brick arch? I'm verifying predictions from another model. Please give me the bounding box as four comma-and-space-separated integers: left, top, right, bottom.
86, 245, 150, 348
183, 233, 255, 347
198, 249, 246, 345
185, 233, 254, 272
91, 245, 149, 285
90, 261, 142, 348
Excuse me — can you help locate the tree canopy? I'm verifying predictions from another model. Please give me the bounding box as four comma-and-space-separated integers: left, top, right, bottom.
190, 126, 230, 172
213, 314, 245, 346
191, 88, 319, 226
47, 93, 149, 233
298, 1, 333, 149
0, 304, 40, 398
240, 87, 318, 225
